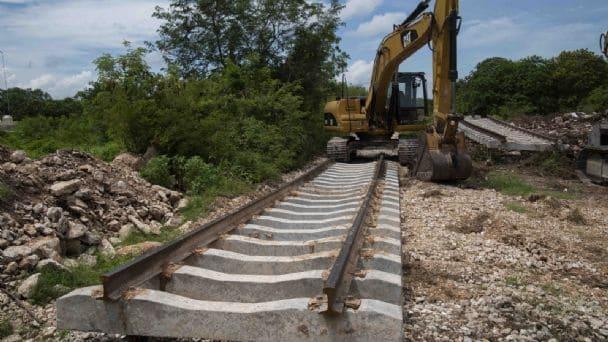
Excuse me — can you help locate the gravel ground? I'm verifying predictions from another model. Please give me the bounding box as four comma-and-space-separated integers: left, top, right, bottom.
400, 174, 608, 341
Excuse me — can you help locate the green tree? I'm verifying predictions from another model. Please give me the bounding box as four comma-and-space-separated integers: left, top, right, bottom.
457, 57, 519, 115
153, 0, 346, 78
0, 88, 82, 120
550, 49, 608, 111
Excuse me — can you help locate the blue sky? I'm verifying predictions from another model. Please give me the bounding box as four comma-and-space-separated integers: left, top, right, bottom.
0, 0, 606, 98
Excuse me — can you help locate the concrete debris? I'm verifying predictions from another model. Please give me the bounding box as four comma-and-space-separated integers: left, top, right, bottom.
512, 111, 607, 157
17, 273, 41, 299
0, 146, 181, 293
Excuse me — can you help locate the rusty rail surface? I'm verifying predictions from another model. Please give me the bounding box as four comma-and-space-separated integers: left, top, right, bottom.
460, 119, 508, 143
322, 155, 385, 313
102, 160, 332, 300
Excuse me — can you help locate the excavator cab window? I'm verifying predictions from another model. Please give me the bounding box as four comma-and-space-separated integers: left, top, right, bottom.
389, 72, 429, 125
401, 30, 418, 47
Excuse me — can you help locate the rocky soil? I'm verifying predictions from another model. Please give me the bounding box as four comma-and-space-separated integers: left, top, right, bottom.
400, 175, 608, 341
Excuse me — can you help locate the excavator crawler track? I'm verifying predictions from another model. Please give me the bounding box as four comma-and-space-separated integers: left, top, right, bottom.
326, 137, 351, 162
398, 138, 419, 167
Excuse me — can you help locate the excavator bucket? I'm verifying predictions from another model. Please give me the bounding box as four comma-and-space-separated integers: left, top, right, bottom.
412, 133, 472, 182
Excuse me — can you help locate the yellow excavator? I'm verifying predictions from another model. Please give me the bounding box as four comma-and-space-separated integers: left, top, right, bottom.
325, 0, 471, 181
601, 30, 608, 58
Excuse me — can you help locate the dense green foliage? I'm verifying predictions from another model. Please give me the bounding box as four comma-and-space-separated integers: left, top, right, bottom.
457, 49, 608, 117
0, 114, 121, 160
0, 88, 82, 120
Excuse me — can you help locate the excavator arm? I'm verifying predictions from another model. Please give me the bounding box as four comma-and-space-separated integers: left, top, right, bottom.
364, 0, 470, 181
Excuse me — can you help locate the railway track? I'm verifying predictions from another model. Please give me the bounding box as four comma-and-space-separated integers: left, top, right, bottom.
460, 116, 554, 151
57, 157, 404, 341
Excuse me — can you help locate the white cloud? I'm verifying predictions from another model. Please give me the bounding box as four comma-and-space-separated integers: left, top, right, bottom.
460, 18, 524, 49
344, 59, 374, 86
340, 0, 382, 20
25, 74, 55, 90
0, 0, 167, 98
20, 71, 94, 98
351, 12, 405, 37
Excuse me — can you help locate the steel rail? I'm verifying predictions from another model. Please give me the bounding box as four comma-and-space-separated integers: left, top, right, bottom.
460, 119, 508, 143
102, 160, 332, 300
322, 155, 385, 314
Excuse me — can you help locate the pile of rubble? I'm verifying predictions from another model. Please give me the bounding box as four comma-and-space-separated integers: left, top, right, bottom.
512, 111, 607, 155
0, 146, 184, 289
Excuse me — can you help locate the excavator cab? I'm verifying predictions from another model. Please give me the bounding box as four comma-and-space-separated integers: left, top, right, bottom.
389, 72, 429, 125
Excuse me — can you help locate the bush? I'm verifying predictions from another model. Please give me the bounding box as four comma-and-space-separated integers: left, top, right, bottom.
183, 156, 219, 194
0, 115, 123, 160
140, 156, 173, 188
579, 85, 608, 113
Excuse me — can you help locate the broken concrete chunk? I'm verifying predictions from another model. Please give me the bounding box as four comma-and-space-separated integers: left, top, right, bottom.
10, 150, 27, 164
37, 258, 69, 272
46, 206, 63, 222
50, 179, 82, 196
66, 222, 87, 239
99, 239, 116, 257
129, 215, 151, 234
2, 245, 33, 261
18, 273, 41, 299
119, 224, 135, 240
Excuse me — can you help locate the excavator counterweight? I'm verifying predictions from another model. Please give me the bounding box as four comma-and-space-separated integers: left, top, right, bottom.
324, 0, 471, 181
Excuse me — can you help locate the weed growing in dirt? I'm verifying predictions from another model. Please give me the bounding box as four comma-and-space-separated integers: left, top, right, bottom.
505, 275, 524, 287
447, 212, 492, 234
566, 208, 587, 225
30, 253, 135, 305
0, 182, 12, 204
482, 171, 576, 200
541, 283, 562, 296
119, 226, 181, 247
420, 189, 444, 198
505, 202, 527, 213
0, 319, 13, 339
